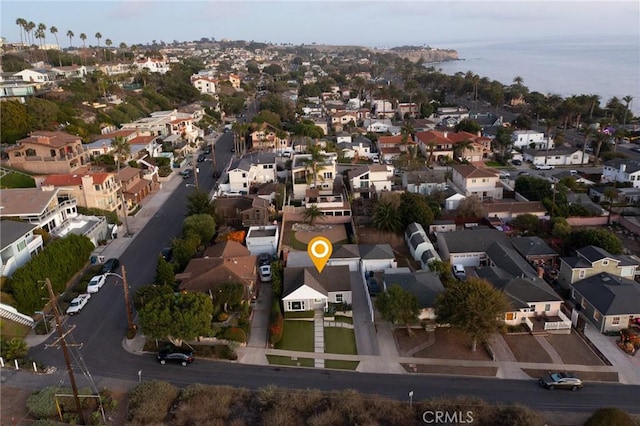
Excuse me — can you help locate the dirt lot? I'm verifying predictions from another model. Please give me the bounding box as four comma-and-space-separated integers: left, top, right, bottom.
394, 328, 493, 361
357, 227, 421, 270
503, 334, 553, 363
545, 332, 606, 366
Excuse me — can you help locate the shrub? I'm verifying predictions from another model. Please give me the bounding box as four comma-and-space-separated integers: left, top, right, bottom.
585, 408, 634, 426
127, 381, 178, 424
268, 313, 284, 345
0, 337, 28, 361
222, 327, 247, 343
27, 386, 67, 419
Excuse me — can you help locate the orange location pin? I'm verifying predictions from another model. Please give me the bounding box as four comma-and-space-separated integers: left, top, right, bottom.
308, 236, 333, 273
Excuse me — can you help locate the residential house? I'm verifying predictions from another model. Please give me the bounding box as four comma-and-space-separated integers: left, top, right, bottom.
476, 266, 567, 332
132, 57, 170, 74
377, 134, 417, 162
0, 188, 78, 233
510, 236, 559, 268
227, 153, 277, 193
571, 273, 640, 333
552, 170, 596, 186
50, 65, 87, 80
249, 123, 288, 151
451, 165, 503, 200
558, 245, 639, 290
205, 240, 251, 259
428, 219, 457, 235
0, 80, 36, 102
601, 159, 640, 188
39, 172, 121, 213
117, 166, 158, 208
329, 245, 361, 272
291, 152, 337, 199
348, 165, 393, 199
437, 228, 508, 267
282, 266, 352, 312
330, 111, 358, 132
382, 270, 444, 320
414, 130, 491, 163
85, 129, 138, 158
443, 189, 467, 210
484, 201, 548, 222
14, 68, 54, 85
191, 76, 218, 94
4, 131, 90, 174
522, 147, 588, 166
486, 242, 538, 280
245, 225, 279, 256
402, 170, 448, 196
363, 118, 399, 134
0, 221, 44, 277
178, 255, 257, 300
337, 135, 373, 160
310, 118, 328, 135
396, 102, 418, 119
214, 196, 271, 227
511, 130, 552, 150
304, 191, 352, 218
360, 244, 397, 274
371, 100, 395, 119
436, 107, 469, 126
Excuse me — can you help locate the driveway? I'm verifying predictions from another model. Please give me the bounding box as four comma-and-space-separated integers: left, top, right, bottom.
247, 283, 272, 349
350, 271, 379, 356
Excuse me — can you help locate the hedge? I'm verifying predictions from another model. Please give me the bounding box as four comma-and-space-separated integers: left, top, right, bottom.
222, 327, 247, 343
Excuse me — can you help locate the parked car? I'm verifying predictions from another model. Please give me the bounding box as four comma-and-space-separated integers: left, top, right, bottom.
512, 159, 522, 165
180, 169, 193, 179
258, 253, 272, 266
452, 264, 467, 280
539, 372, 583, 391
204, 145, 212, 154
86, 275, 106, 293
66, 294, 91, 315
197, 153, 205, 162
101, 258, 120, 274
499, 171, 511, 179
535, 164, 555, 170
157, 346, 194, 367
259, 264, 272, 282
160, 247, 173, 262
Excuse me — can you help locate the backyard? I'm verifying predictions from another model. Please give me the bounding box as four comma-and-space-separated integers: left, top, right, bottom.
356, 227, 420, 270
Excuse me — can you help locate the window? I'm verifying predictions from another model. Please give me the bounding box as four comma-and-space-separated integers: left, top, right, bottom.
505, 312, 515, 321
545, 304, 551, 312
612, 317, 620, 325
602, 260, 609, 266
17, 240, 27, 252
581, 298, 587, 309
578, 269, 586, 278
471, 179, 477, 183
243, 183, 247, 188
290, 301, 302, 310
95, 184, 101, 191
594, 311, 600, 321
529, 304, 536, 312
335, 294, 343, 303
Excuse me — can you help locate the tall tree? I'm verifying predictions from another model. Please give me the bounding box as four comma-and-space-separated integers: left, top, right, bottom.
15, 18, 26, 49
622, 95, 633, 129
303, 205, 324, 226
398, 192, 434, 229
95, 32, 102, 61
183, 213, 216, 246
375, 284, 420, 336
436, 278, 510, 351
66, 29, 74, 47
185, 190, 214, 216
50, 26, 61, 66
303, 141, 328, 190
105, 38, 113, 62
372, 201, 401, 232
453, 139, 474, 162
79, 32, 87, 47
111, 136, 131, 235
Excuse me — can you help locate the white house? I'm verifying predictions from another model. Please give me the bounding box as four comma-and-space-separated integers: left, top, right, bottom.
291, 152, 337, 200
245, 225, 279, 256
282, 266, 352, 312
14, 68, 54, 84
511, 130, 552, 150
132, 57, 170, 74
227, 153, 277, 192
601, 159, 640, 188
191, 76, 217, 95
0, 188, 78, 234
348, 164, 393, 199
451, 165, 502, 200
522, 147, 588, 166
0, 221, 44, 277
360, 244, 397, 274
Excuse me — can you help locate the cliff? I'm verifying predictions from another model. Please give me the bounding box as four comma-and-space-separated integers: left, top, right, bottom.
384, 46, 459, 63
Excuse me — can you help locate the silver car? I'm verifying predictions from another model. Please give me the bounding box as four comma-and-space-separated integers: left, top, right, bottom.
539, 372, 583, 391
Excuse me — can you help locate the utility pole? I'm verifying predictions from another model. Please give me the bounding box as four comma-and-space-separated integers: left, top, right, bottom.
45, 278, 86, 425
121, 266, 134, 332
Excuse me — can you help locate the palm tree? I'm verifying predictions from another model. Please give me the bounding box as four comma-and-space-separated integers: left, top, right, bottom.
25, 21, 36, 63
302, 141, 328, 190
427, 142, 436, 167
622, 95, 633, 129
35, 25, 46, 63
105, 38, 113, 62
95, 32, 102, 61
111, 136, 131, 236
593, 131, 608, 164
79, 32, 87, 48
66, 30, 74, 47
454, 139, 474, 162
50, 26, 62, 66
15, 18, 26, 49
303, 204, 324, 226
119, 42, 127, 60
372, 201, 401, 232
404, 79, 418, 117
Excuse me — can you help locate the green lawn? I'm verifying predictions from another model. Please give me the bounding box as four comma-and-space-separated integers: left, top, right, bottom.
324, 327, 357, 355
275, 320, 314, 352
334, 315, 353, 324
325, 360, 360, 370
266, 355, 314, 367
0, 172, 36, 189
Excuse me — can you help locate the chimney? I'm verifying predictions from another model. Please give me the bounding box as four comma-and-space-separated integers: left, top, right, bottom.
444, 131, 448, 138
620, 164, 626, 173
537, 266, 545, 279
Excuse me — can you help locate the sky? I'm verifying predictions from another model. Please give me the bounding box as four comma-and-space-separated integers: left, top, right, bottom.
2, 1, 639, 48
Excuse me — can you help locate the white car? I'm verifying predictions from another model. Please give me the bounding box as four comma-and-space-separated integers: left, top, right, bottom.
66, 294, 91, 315
86, 274, 106, 293
259, 264, 272, 282
535, 164, 555, 170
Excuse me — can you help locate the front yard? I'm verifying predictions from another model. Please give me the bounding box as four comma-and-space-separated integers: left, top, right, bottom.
324, 327, 357, 355
502, 334, 553, 363
275, 320, 314, 352
394, 328, 493, 361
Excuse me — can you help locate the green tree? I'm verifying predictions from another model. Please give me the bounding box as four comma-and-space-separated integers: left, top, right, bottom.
171, 234, 200, 271
0, 100, 29, 143
212, 282, 244, 312
493, 126, 513, 162
133, 284, 169, 311
570, 228, 623, 254
456, 195, 487, 218
375, 284, 420, 336
138, 289, 213, 346
303, 142, 328, 189
183, 214, 216, 246
303, 205, 324, 226
453, 139, 474, 161
0, 337, 28, 362
185, 190, 214, 216
372, 201, 402, 232
551, 217, 571, 238
585, 408, 634, 426
398, 192, 434, 229
514, 175, 553, 201
436, 277, 511, 351
455, 118, 482, 134
155, 258, 175, 287
25, 97, 59, 131
511, 214, 540, 234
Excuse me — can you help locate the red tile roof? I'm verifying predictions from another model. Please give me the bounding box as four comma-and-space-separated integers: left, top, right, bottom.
17, 131, 81, 148
453, 165, 499, 179
42, 172, 112, 186
128, 135, 157, 145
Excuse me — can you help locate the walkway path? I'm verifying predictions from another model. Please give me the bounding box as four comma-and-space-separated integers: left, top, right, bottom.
535, 335, 564, 364
313, 310, 324, 368
486, 333, 531, 380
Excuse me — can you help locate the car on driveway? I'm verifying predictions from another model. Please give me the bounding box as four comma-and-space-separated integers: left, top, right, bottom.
539, 372, 583, 391
512, 159, 522, 165
86, 275, 106, 293
259, 264, 272, 282
66, 294, 91, 315
257, 253, 272, 266
157, 346, 194, 366
535, 164, 555, 170
101, 258, 120, 274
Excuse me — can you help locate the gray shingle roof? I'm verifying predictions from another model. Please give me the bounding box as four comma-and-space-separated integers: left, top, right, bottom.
331, 244, 360, 259
229, 152, 276, 172
0, 220, 38, 248
476, 266, 561, 309
283, 266, 351, 298
405, 222, 426, 240
486, 242, 537, 279
604, 158, 640, 174
410, 233, 428, 250
383, 270, 444, 309
510, 236, 557, 258
440, 229, 508, 254
576, 245, 637, 266
359, 244, 394, 260
572, 273, 640, 315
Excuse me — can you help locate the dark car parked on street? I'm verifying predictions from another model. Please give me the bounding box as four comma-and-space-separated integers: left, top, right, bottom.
157, 346, 194, 366
197, 153, 205, 162
101, 258, 120, 274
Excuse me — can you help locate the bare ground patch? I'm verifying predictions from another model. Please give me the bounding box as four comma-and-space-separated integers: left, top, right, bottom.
395, 328, 493, 361
502, 334, 553, 363
522, 369, 619, 383
356, 227, 420, 270
545, 332, 606, 366
402, 363, 498, 377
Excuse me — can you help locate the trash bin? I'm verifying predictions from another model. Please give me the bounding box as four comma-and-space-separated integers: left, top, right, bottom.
90, 256, 98, 264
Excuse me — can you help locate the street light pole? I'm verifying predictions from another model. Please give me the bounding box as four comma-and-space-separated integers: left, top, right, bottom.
105, 266, 134, 332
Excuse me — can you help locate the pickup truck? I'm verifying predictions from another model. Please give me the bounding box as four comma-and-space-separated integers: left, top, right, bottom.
66, 294, 91, 315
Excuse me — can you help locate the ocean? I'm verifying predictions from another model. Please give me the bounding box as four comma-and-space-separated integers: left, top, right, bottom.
424, 35, 640, 116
